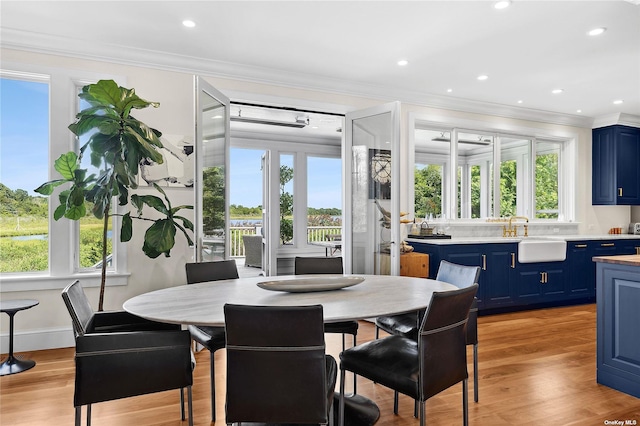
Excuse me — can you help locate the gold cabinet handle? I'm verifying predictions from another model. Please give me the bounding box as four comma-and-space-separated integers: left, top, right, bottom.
575, 244, 588, 248
636, 247, 640, 255
539, 271, 548, 284
619, 187, 623, 197
511, 253, 515, 268
545, 272, 548, 283
601, 243, 615, 247
482, 254, 487, 271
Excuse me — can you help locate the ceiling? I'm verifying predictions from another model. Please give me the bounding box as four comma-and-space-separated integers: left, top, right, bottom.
2, 1, 639, 128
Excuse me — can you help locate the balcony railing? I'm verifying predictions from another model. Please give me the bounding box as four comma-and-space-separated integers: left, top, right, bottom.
228, 225, 341, 257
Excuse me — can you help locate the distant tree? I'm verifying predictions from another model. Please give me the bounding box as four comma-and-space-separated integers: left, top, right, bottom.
202, 166, 225, 234
414, 165, 442, 219
280, 165, 293, 244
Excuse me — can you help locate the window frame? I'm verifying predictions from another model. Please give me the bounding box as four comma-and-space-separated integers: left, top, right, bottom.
409, 114, 577, 223
0, 64, 129, 292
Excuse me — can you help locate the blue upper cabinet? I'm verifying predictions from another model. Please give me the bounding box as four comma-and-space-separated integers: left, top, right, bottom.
592, 125, 640, 205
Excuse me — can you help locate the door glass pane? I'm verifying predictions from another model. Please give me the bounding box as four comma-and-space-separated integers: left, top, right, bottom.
536, 140, 560, 219
201, 93, 227, 261
459, 132, 493, 218
0, 77, 49, 273
307, 156, 341, 244
229, 148, 263, 257
279, 154, 294, 246
350, 112, 392, 275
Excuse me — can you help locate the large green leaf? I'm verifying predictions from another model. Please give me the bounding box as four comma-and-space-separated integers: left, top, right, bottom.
34, 179, 67, 196
81, 80, 122, 109
121, 212, 133, 242
53, 152, 78, 180
136, 194, 169, 215
123, 127, 164, 164
142, 219, 176, 258
69, 115, 118, 137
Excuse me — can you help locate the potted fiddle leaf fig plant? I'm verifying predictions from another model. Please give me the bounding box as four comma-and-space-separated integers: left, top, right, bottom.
35, 79, 193, 311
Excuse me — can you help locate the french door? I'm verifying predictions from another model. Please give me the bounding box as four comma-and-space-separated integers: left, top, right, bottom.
194, 76, 231, 262
343, 102, 401, 275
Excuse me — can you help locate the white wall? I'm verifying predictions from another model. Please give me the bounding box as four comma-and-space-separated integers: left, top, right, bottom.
0, 47, 631, 351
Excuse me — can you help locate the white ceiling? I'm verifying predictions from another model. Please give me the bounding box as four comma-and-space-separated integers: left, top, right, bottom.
2, 1, 639, 126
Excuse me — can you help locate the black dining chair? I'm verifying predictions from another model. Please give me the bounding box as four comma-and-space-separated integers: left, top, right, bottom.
224, 303, 337, 425
375, 260, 482, 403
339, 284, 478, 426
184, 259, 239, 422
295, 256, 359, 393
61, 280, 194, 426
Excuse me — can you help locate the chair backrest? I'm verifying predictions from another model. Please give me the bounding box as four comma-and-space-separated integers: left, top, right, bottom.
435, 260, 481, 289
61, 280, 94, 337
224, 304, 329, 424
294, 256, 343, 275
419, 284, 478, 400
184, 260, 239, 284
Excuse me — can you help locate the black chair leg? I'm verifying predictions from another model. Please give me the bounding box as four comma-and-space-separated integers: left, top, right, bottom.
187, 385, 194, 426
463, 379, 469, 426
180, 388, 185, 420
352, 334, 357, 395
375, 325, 379, 339
419, 400, 426, 426
473, 343, 479, 403
393, 390, 399, 414
210, 351, 216, 422
87, 404, 91, 426
75, 406, 81, 426
414, 399, 418, 418
338, 368, 347, 426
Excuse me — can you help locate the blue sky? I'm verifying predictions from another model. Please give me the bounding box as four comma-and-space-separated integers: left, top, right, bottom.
1, 78, 49, 196
1, 77, 342, 209
229, 148, 342, 209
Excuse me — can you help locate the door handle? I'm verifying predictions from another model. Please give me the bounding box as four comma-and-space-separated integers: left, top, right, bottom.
540, 272, 545, 284
482, 254, 487, 270
575, 244, 588, 248
601, 243, 615, 247
511, 253, 515, 268
619, 187, 623, 197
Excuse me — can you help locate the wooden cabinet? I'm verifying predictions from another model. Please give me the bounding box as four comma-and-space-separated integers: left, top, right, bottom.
378, 252, 429, 278
592, 125, 640, 205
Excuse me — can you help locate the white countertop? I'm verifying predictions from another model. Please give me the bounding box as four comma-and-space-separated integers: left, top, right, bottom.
406, 234, 640, 245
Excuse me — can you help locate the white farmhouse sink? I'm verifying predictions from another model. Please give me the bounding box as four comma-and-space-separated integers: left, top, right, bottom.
518, 237, 567, 263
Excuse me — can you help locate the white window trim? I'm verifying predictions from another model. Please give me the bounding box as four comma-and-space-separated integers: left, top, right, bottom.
407, 112, 578, 223
0, 63, 129, 292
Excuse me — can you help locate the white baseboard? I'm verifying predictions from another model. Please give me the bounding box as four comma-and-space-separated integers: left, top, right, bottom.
1, 327, 74, 353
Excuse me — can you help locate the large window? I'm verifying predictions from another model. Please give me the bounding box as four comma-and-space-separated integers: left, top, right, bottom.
0, 76, 50, 273
414, 124, 569, 221
1, 67, 128, 291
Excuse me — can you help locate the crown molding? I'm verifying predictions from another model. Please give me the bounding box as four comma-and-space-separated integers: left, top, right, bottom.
592, 113, 640, 129
1, 28, 593, 129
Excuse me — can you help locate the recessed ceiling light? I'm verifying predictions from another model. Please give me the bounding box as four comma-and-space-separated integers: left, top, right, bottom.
182, 20, 196, 28
613, 99, 624, 105
397, 59, 409, 66
494, 1, 511, 9
447, 88, 453, 93
551, 89, 564, 94
588, 27, 606, 36
577, 109, 582, 113
517, 100, 523, 104
477, 75, 489, 81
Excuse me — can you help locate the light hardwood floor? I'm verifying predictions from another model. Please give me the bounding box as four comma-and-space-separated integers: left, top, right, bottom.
1, 304, 639, 425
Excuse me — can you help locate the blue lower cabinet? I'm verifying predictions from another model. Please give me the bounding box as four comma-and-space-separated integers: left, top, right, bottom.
512, 262, 566, 305
596, 260, 640, 398
411, 238, 640, 314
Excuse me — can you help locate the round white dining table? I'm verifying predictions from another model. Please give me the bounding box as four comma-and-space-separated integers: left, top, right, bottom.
123, 274, 457, 327
123, 274, 457, 426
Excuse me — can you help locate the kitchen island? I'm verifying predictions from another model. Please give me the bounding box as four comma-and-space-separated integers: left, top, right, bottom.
593, 254, 640, 398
